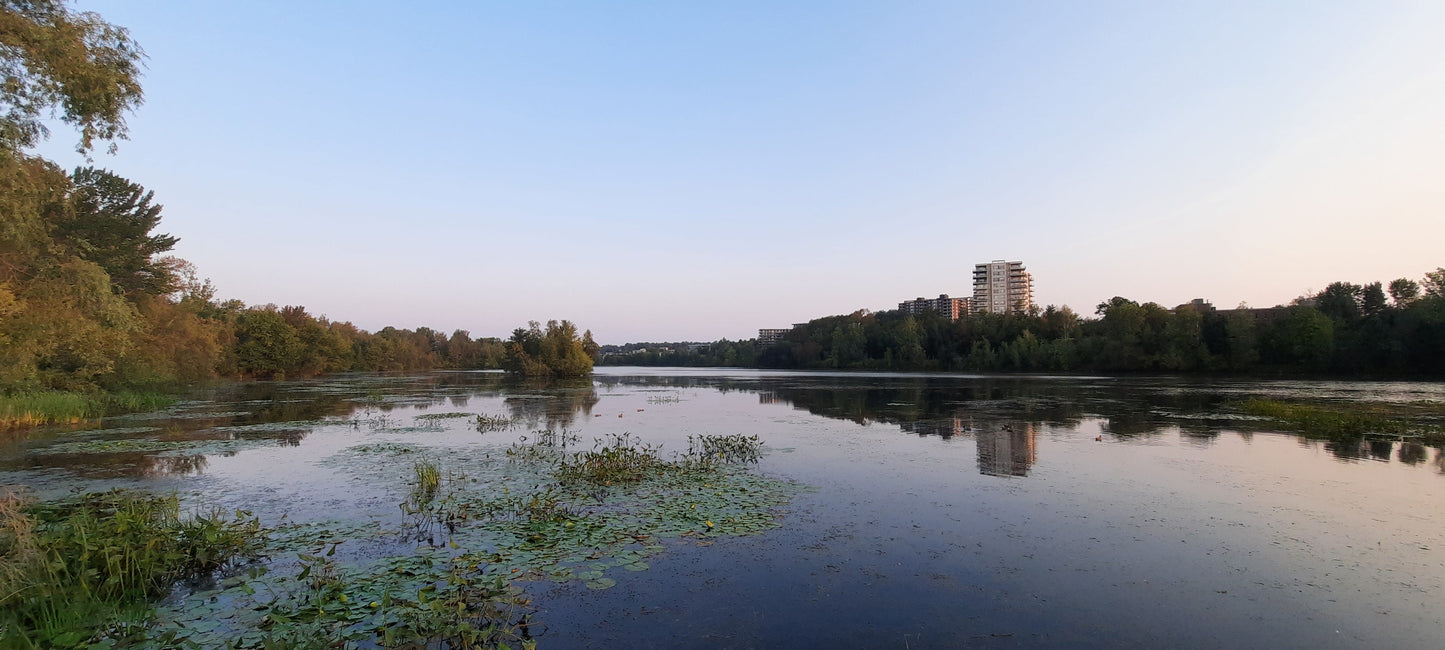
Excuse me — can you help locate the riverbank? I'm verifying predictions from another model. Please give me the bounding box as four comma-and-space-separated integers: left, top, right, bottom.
0, 392, 175, 430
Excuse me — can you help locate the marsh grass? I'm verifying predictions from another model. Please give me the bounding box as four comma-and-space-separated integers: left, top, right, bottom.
1239, 398, 1445, 442
0, 490, 262, 648
412, 460, 442, 505
0, 391, 175, 430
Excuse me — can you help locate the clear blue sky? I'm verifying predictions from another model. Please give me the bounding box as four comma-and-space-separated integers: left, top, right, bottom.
42, 1, 1445, 343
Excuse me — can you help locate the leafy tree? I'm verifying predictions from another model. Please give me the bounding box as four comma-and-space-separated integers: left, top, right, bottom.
1316, 282, 1363, 321
233, 308, 301, 379
58, 167, 178, 295
1361, 282, 1387, 316
1423, 268, 1445, 298
1262, 307, 1334, 372
505, 320, 593, 377
0, 0, 145, 154
1389, 278, 1420, 306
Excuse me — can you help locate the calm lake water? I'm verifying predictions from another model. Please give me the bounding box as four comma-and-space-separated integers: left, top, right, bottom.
4, 368, 1444, 648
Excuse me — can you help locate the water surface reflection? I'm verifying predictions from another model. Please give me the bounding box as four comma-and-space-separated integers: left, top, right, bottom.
1, 369, 1443, 648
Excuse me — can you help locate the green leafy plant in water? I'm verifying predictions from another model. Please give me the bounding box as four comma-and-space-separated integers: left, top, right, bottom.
139, 431, 800, 648
412, 460, 442, 505
687, 434, 764, 464
0, 489, 263, 648
556, 433, 663, 485
474, 413, 517, 433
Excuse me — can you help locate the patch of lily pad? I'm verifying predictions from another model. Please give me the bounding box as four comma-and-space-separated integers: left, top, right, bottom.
34, 436, 298, 458
138, 432, 800, 648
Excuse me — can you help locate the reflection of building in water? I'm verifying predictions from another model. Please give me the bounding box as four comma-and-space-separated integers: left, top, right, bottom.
757, 391, 787, 405
976, 423, 1037, 477
900, 417, 971, 439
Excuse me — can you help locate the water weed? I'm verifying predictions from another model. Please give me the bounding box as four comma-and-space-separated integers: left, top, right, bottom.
556, 433, 663, 485
474, 413, 517, 433
1239, 399, 1444, 441
687, 434, 764, 464
0, 490, 262, 648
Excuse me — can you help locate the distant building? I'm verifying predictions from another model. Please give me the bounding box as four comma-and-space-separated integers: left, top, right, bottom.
898, 294, 970, 321
1175, 298, 1216, 313
972, 260, 1033, 315
757, 328, 791, 345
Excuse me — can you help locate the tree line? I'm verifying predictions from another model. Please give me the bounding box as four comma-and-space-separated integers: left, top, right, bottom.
0, 1, 596, 395
603, 271, 1445, 377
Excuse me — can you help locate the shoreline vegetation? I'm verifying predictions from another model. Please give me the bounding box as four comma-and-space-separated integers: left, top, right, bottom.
600, 273, 1445, 379
0, 0, 1437, 428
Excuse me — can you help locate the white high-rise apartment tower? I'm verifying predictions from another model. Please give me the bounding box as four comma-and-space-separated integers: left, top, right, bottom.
972, 260, 1033, 314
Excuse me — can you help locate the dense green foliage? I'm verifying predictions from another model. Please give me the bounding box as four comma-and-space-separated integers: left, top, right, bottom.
0, 490, 263, 648
503, 320, 598, 377
0, 1, 591, 411
605, 276, 1445, 377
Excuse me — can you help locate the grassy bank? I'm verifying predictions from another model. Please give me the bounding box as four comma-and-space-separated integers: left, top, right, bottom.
1239, 398, 1445, 443
0, 391, 174, 430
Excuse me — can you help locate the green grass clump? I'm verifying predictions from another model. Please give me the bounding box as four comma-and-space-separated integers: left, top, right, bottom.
0, 490, 263, 648
0, 392, 93, 429
0, 391, 175, 430
556, 433, 663, 485
411, 459, 442, 506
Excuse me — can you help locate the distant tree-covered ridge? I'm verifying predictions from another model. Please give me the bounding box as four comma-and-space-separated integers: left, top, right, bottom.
602, 272, 1445, 378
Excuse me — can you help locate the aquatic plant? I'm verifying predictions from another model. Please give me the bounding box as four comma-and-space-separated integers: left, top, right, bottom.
0, 490, 263, 648
556, 433, 663, 485
410, 460, 442, 506
413, 412, 473, 421
0, 391, 174, 430
532, 428, 579, 449
127, 430, 800, 647
1238, 399, 1443, 441
687, 434, 764, 464
474, 413, 517, 433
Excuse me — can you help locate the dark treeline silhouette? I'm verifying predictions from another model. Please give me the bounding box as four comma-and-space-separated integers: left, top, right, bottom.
603, 273, 1445, 378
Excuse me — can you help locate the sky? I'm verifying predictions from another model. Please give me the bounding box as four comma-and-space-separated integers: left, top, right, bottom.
39, 1, 1445, 343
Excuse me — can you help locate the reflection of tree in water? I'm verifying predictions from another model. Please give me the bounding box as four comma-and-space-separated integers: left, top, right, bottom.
141, 454, 210, 477
503, 379, 598, 431
1398, 442, 1427, 465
